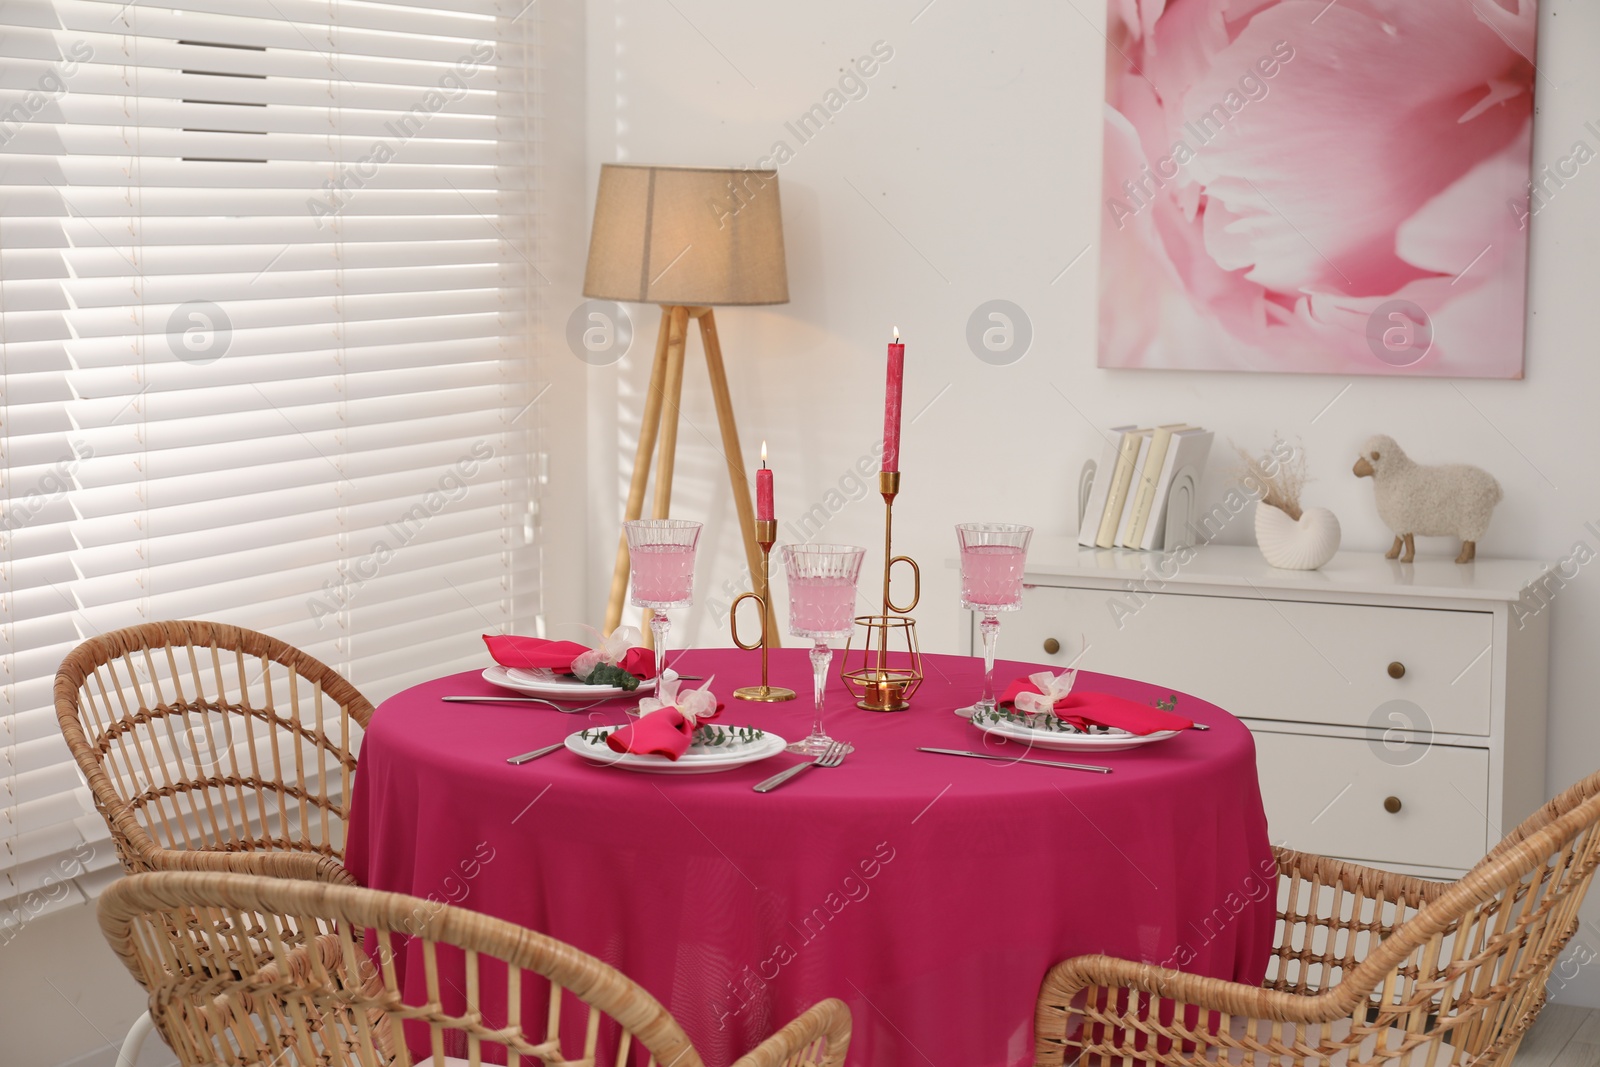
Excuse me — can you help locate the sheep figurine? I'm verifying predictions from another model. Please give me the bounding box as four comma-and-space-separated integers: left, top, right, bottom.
1352, 435, 1502, 564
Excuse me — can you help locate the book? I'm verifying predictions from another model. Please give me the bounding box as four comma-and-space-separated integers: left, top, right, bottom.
1140, 427, 1215, 550
1112, 433, 1153, 549
1095, 428, 1153, 548
1078, 424, 1138, 547
1122, 424, 1190, 548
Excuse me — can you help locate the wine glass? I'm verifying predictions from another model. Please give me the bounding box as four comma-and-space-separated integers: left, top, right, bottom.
782, 543, 866, 756
624, 519, 702, 683
956, 523, 1033, 717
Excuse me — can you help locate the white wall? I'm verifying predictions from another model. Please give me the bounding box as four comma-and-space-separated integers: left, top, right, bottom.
0, 902, 173, 1067
585, 0, 1600, 1004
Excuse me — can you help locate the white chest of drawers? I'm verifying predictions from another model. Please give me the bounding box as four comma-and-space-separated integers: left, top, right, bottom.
967, 538, 1552, 878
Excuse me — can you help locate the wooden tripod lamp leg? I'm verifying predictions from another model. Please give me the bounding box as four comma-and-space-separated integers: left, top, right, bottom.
641, 306, 690, 650
652, 307, 691, 519
605, 304, 776, 650
604, 307, 673, 634
698, 309, 780, 646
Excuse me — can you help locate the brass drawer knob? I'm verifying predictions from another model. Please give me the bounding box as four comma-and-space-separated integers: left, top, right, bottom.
1387, 661, 1406, 679
1384, 796, 1403, 814
1043, 638, 1061, 655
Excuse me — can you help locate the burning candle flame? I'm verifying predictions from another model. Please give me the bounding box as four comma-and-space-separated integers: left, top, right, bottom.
893, 326, 900, 343
760, 439, 767, 466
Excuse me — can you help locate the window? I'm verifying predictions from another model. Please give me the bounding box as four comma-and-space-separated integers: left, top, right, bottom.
0, 0, 543, 928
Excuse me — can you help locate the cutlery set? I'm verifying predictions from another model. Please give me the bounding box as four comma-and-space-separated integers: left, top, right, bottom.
471, 682, 1191, 782
499, 735, 1121, 780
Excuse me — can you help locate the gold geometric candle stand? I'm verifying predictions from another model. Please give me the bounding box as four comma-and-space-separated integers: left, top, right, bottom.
841, 471, 924, 711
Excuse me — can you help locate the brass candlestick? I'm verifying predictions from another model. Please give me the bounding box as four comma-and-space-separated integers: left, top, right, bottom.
841, 471, 924, 711
730, 519, 796, 702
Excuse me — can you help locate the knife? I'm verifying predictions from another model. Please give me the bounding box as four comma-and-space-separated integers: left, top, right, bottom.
446, 696, 598, 705
450, 676, 702, 704
506, 742, 564, 765
916, 747, 1112, 774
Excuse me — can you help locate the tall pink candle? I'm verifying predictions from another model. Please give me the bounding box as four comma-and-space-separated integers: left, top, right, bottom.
756, 440, 774, 521
883, 328, 904, 472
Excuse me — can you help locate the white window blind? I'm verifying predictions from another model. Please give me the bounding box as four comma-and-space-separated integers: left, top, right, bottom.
0, 0, 545, 928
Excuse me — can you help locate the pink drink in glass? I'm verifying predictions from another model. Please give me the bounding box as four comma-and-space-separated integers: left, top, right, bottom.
960, 544, 1026, 609
788, 575, 857, 638
781, 543, 865, 757
630, 544, 695, 606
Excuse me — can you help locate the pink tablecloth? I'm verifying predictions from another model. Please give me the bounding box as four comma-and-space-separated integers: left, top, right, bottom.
344, 648, 1275, 1067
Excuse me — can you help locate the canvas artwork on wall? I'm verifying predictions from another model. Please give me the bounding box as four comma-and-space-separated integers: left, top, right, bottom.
1097, 0, 1539, 377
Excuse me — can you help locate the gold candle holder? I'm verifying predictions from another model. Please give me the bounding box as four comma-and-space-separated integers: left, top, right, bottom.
840, 471, 924, 711
730, 519, 797, 702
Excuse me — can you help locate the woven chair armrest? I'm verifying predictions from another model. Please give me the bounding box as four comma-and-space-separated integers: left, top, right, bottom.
225, 931, 392, 1056
732, 998, 852, 1067
1275, 847, 1449, 910
1038, 954, 1351, 1026
145, 847, 358, 886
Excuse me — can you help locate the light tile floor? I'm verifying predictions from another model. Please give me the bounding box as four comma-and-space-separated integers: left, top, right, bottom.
1516, 1005, 1600, 1067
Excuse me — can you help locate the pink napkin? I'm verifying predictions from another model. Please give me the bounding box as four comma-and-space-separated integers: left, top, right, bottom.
1000, 678, 1193, 735
482, 635, 656, 679
605, 702, 725, 761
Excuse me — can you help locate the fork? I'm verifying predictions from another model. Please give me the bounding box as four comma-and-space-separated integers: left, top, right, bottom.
752, 740, 847, 793
442, 695, 621, 714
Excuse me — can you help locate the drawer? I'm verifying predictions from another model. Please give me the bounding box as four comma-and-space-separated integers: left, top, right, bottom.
1253, 731, 1489, 871
1003, 587, 1493, 736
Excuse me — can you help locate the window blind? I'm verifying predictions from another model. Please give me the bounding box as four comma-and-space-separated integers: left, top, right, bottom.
0, 0, 544, 930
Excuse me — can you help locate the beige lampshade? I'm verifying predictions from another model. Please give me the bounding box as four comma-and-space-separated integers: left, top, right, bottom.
583, 164, 789, 306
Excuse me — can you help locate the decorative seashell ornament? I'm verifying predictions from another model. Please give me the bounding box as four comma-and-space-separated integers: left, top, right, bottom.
1254, 503, 1341, 570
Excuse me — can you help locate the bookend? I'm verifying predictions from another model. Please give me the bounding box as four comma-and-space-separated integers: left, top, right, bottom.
1078, 459, 1200, 553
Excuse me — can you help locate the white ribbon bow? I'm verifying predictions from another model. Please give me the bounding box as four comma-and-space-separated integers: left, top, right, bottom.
1014, 669, 1077, 715
637, 674, 719, 727
571, 624, 642, 677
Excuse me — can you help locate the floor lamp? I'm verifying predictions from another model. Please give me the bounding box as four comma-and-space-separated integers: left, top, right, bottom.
584, 164, 787, 640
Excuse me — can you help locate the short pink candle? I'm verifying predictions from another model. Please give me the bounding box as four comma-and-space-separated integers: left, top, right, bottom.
883, 328, 904, 472
756, 440, 774, 522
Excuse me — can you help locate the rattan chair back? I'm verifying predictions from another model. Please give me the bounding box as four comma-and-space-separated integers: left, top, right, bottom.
56, 620, 373, 881
99, 870, 850, 1067
1036, 769, 1600, 1067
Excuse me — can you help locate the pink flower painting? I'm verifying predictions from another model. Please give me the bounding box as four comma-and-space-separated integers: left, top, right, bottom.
1098, 0, 1538, 377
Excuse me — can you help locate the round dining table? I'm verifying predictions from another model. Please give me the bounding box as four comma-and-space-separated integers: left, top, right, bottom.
344, 647, 1276, 1067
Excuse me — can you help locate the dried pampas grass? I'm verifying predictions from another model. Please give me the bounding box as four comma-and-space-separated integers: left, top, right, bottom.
1234, 435, 1307, 521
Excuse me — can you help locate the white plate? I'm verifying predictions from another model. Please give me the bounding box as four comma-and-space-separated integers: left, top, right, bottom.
966, 708, 1180, 753
483, 664, 656, 699
564, 723, 787, 774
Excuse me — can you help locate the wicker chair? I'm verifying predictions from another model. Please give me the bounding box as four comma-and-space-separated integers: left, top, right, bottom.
98, 870, 852, 1067
55, 619, 374, 887
1034, 769, 1600, 1067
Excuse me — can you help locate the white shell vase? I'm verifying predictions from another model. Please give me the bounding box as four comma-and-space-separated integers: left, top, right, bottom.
1255, 503, 1341, 570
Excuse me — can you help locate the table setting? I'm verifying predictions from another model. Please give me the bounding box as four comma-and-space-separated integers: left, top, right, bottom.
342, 330, 1277, 1067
